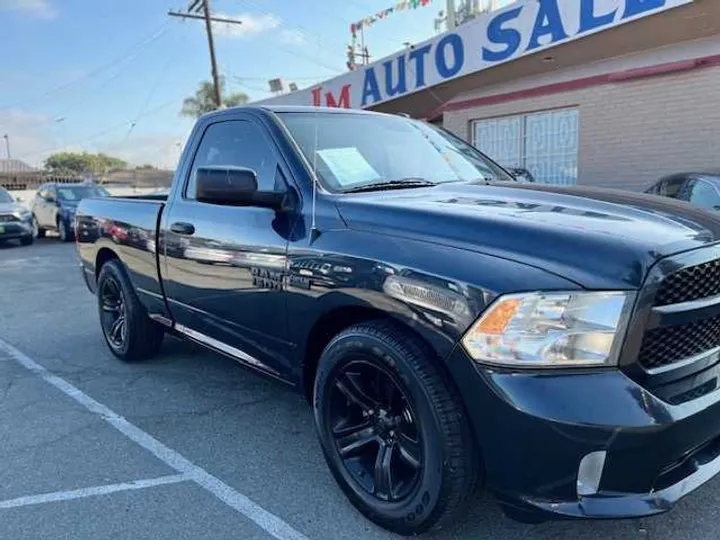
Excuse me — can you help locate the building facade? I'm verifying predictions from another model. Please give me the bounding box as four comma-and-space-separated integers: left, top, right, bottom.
257, 0, 720, 191
442, 35, 720, 190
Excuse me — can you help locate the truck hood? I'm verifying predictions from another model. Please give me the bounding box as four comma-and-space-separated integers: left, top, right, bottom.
335, 182, 720, 289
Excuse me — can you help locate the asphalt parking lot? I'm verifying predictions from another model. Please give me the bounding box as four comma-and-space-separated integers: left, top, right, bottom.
2, 239, 720, 540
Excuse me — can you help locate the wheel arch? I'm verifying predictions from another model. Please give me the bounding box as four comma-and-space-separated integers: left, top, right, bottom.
300, 303, 452, 404
95, 247, 120, 280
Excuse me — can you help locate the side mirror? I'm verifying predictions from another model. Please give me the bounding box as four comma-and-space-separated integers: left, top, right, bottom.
509, 168, 535, 182
195, 167, 286, 210
15, 196, 23, 203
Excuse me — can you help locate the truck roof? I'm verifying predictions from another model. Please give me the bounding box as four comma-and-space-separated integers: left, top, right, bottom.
201, 104, 394, 121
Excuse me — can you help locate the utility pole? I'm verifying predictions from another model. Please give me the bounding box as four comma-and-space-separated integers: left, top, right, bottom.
446, 0, 457, 30
347, 26, 371, 72
168, 1, 244, 109
3, 134, 9, 159
201, 0, 221, 108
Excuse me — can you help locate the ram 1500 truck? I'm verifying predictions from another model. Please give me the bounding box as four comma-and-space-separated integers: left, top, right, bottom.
76, 105, 720, 536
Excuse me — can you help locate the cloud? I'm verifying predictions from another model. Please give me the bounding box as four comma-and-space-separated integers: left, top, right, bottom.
0, 0, 57, 19
279, 29, 307, 45
212, 12, 280, 38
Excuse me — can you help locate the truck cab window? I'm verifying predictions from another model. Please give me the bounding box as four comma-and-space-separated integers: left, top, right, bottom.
185, 120, 278, 199
660, 177, 686, 198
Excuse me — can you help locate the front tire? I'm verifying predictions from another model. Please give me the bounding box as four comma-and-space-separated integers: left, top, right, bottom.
313, 321, 479, 536
97, 260, 164, 362
20, 235, 33, 246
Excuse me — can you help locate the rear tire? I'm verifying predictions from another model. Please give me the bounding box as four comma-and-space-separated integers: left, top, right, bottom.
35, 215, 46, 238
97, 259, 164, 362
58, 218, 72, 242
313, 320, 479, 536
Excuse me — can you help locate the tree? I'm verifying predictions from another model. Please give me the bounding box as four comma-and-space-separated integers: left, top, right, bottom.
181, 77, 249, 118
44, 152, 127, 177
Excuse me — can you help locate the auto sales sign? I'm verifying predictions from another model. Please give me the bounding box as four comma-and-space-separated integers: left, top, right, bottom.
257, 0, 694, 110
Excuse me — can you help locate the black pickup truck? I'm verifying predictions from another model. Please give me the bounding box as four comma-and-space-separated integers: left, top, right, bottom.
77, 105, 720, 535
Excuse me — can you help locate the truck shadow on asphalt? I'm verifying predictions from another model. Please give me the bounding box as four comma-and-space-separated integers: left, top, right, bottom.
22, 297, 716, 540
92, 337, 689, 540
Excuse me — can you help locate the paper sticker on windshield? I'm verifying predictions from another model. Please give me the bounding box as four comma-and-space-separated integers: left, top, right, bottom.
317, 147, 380, 186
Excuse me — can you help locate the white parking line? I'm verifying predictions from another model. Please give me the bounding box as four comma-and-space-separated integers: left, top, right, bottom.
0, 475, 188, 509
0, 339, 311, 540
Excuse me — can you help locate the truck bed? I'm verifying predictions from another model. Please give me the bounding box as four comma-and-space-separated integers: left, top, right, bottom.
76, 196, 168, 320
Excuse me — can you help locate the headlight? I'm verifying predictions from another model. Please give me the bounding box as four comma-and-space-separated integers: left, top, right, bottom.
12, 210, 32, 221
461, 291, 635, 368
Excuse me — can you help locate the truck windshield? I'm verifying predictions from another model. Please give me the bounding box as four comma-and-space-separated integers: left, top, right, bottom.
276, 111, 515, 193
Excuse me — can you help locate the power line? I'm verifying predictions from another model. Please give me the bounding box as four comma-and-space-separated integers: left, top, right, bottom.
229, 0, 343, 73
0, 21, 171, 112
122, 45, 181, 145
232, 75, 330, 81
17, 96, 185, 162
168, 10, 247, 24
228, 76, 272, 94
51, 24, 173, 125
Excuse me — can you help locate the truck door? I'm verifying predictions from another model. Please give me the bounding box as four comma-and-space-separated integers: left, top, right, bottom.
161, 116, 295, 379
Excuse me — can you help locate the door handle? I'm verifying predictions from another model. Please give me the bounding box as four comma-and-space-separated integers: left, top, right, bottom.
170, 222, 195, 235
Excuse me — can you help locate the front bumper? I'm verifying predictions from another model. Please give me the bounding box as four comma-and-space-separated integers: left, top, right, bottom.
0, 221, 33, 240
445, 346, 720, 522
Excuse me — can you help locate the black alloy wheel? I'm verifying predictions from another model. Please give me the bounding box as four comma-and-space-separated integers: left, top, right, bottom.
327, 360, 423, 503
314, 321, 479, 536
96, 259, 164, 362
99, 275, 126, 349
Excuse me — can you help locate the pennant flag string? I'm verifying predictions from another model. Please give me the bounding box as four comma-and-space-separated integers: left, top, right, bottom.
350, 0, 433, 37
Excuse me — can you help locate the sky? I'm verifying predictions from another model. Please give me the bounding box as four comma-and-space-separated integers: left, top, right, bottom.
0, 0, 445, 169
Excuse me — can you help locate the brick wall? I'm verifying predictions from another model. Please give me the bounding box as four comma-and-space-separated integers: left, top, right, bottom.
443, 39, 720, 191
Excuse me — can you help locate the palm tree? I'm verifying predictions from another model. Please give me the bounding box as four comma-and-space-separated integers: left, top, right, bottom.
181, 77, 249, 118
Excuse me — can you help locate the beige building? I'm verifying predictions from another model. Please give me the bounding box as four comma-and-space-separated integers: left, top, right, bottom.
260, 0, 720, 191
438, 27, 720, 190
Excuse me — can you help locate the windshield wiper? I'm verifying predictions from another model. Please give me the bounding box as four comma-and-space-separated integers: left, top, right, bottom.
344, 178, 436, 193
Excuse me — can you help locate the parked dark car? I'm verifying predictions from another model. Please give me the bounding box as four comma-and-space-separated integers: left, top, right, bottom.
76, 106, 720, 535
31, 182, 110, 242
0, 186, 35, 246
644, 172, 720, 211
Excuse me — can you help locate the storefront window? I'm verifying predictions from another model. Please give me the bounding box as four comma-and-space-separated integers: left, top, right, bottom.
473, 108, 579, 185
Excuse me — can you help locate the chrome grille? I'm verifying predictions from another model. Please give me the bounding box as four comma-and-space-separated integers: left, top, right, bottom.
655, 259, 720, 306
0, 214, 18, 223
633, 253, 720, 404
638, 315, 720, 370
667, 379, 718, 405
